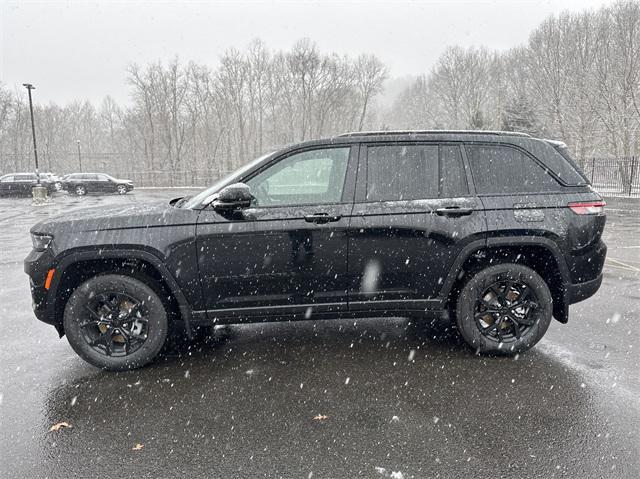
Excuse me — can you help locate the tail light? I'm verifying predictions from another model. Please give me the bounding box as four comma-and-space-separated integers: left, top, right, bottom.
568, 201, 606, 215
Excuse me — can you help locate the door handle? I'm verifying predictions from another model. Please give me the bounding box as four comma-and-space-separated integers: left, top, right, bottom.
435, 207, 473, 217
304, 213, 342, 224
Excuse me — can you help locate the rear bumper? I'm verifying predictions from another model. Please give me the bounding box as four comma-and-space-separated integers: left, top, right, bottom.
567, 273, 603, 305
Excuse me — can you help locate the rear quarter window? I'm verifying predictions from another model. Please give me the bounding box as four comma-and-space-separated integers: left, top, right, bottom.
466, 144, 562, 194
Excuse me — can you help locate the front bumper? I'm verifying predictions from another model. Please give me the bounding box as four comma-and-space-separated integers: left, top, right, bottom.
24, 248, 57, 325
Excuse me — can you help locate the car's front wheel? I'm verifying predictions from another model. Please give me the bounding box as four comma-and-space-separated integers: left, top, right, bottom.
63, 274, 169, 370
455, 263, 552, 355
116, 184, 128, 195
74, 184, 87, 196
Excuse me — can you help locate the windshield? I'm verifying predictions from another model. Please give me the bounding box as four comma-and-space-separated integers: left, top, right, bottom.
182, 152, 274, 208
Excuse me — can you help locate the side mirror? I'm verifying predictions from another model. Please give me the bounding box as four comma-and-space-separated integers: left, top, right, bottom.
212, 183, 253, 211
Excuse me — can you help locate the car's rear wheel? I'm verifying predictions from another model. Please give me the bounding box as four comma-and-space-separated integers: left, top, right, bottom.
63, 274, 168, 371
116, 184, 128, 195
455, 263, 552, 355
74, 184, 87, 196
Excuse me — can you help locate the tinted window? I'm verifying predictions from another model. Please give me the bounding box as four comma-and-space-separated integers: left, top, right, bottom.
14, 174, 35, 181
440, 145, 469, 197
467, 144, 561, 194
0, 176, 13, 182
247, 147, 350, 206
366, 145, 439, 201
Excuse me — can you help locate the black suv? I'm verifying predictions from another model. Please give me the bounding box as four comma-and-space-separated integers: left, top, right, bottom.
25, 131, 606, 370
0, 173, 57, 196
63, 173, 134, 195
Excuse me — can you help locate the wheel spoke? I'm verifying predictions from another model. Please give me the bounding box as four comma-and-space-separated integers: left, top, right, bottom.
515, 314, 536, 326
510, 317, 521, 339
124, 302, 143, 321
482, 322, 499, 334
84, 304, 103, 321
79, 319, 100, 329
119, 329, 131, 354
495, 323, 503, 342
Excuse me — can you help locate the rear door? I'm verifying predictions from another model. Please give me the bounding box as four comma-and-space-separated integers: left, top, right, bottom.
347, 142, 485, 312
95, 174, 114, 193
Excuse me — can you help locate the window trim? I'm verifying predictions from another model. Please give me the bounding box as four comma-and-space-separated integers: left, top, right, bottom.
241, 144, 357, 209
464, 141, 566, 196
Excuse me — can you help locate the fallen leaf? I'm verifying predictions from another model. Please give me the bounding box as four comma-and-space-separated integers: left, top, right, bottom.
49, 422, 72, 432
313, 415, 329, 421
132, 443, 144, 451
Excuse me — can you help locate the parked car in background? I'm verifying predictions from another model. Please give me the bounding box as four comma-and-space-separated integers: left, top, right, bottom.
40, 173, 63, 191
0, 173, 57, 196
62, 173, 134, 195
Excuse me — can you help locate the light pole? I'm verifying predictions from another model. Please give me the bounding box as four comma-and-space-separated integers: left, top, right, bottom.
23, 83, 47, 202
23, 83, 40, 184
76, 140, 82, 172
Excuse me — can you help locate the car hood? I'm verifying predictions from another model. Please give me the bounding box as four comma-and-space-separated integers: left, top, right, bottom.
30, 201, 196, 236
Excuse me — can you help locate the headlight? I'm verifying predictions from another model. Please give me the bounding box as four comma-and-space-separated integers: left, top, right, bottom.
31, 233, 53, 252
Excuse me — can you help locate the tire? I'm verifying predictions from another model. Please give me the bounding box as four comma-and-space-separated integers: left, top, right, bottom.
455, 263, 552, 355
63, 274, 169, 371
74, 184, 87, 196
116, 184, 128, 195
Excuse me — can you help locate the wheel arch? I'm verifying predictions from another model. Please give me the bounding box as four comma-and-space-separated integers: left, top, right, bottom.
441, 237, 571, 323
47, 248, 194, 337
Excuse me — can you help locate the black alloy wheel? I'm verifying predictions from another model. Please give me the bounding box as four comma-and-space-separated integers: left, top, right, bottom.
64, 274, 168, 370
455, 263, 553, 355
474, 279, 539, 342
79, 291, 149, 357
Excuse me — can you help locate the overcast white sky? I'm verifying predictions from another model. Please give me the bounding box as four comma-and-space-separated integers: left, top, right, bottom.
1, 0, 618, 105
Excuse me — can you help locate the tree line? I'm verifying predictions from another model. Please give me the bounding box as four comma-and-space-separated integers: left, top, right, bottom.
392, 0, 640, 164
1, 1, 639, 184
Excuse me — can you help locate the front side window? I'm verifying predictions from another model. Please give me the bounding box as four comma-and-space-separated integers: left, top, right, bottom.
467, 144, 561, 194
247, 147, 350, 206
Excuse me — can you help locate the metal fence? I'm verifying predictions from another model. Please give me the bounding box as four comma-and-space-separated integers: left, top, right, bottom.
110, 169, 232, 188
582, 157, 640, 198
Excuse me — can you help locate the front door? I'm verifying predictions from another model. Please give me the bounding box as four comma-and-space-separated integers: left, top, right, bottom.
347, 143, 485, 312
197, 145, 357, 318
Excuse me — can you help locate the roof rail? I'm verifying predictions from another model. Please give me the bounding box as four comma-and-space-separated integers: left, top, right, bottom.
338, 130, 531, 138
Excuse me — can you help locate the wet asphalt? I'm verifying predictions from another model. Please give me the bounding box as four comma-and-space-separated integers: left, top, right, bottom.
0, 191, 638, 478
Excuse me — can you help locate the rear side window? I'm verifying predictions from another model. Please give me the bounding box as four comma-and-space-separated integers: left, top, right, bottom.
366, 145, 438, 201
466, 144, 561, 194
365, 144, 469, 201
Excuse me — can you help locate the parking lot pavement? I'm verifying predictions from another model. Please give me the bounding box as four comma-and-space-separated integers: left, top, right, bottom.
0, 191, 638, 478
